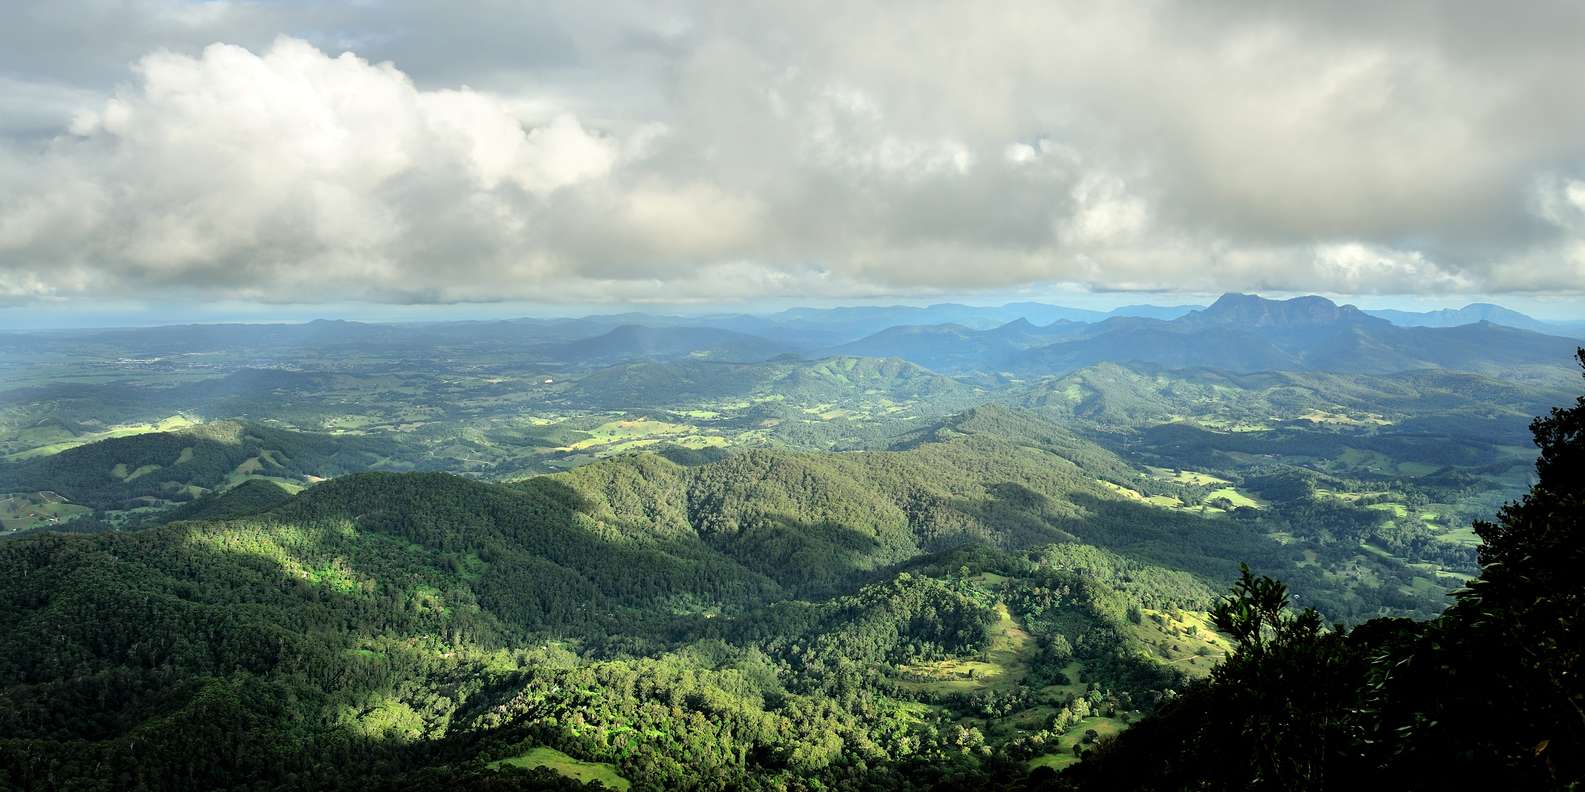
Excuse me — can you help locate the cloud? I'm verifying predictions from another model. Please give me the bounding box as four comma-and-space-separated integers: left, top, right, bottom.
3, 2, 1585, 304
0, 37, 628, 302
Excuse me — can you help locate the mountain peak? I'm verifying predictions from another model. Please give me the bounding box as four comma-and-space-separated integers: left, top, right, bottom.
1192, 293, 1378, 328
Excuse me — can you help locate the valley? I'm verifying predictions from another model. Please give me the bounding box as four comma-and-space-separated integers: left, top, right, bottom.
0, 293, 1579, 790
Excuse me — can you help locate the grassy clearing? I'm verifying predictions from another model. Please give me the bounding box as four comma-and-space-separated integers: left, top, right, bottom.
1315, 489, 1392, 504
1097, 480, 1184, 508
1145, 466, 1230, 486
896, 603, 1036, 694
1028, 715, 1129, 773
1367, 502, 1409, 518
1435, 524, 1483, 547
5, 415, 199, 461
1029, 751, 1081, 772
1103, 478, 1261, 515
1319, 491, 1440, 525
1189, 416, 1271, 432
0, 492, 92, 532
1205, 487, 1261, 509
1124, 609, 1230, 676
487, 746, 629, 790
1401, 575, 1448, 597
672, 409, 721, 419
557, 419, 719, 454
1297, 409, 1392, 427
1038, 660, 1089, 702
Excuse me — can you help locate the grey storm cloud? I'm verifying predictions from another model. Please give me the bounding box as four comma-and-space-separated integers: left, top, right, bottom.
2, 0, 1585, 304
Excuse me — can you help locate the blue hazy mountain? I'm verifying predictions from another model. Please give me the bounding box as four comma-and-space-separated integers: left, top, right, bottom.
1365, 303, 1577, 336
832, 293, 1578, 376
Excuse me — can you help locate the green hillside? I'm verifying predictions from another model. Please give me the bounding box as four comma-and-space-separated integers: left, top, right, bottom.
0, 405, 1441, 790
0, 421, 400, 517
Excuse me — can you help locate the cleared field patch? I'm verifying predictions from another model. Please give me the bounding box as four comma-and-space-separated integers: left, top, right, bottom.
1435, 524, 1483, 547
1315, 489, 1392, 504
1124, 609, 1230, 676
896, 603, 1036, 694
671, 409, 721, 419
0, 492, 92, 532
1400, 575, 1448, 597
487, 746, 629, 790
123, 464, 162, 482
1003, 704, 1062, 731
1029, 751, 1081, 773
1205, 486, 1261, 509
1097, 480, 1184, 509
1366, 502, 1409, 518
559, 419, 701, 451
1188, 416, 1271, 432
5, 415, 199, 461
1145, 466, 1230, 487
1028, 715, 1129, 773
321, 415, 381, 433
1038, 660, 1089, 702
1297, 409, 1392, 427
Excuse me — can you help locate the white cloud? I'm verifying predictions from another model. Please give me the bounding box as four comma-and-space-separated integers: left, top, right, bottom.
3, 2, 1585, 305
0, 38, 635, 301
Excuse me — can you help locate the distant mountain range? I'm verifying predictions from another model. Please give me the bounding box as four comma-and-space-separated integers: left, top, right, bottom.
833, 293, 1580, 377
1363, 303, 1574, 335
4, 293, 1577, 376
827, 318, 1087, 371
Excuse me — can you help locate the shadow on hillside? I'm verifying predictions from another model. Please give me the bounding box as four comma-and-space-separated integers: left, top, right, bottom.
928, 481, 1082, 551
708, 511, 895, 596
0, 423, 395, 512
1063, 492, 1297, 582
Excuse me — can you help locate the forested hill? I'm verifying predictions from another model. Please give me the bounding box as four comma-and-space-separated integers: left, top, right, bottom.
0, 420, 400, 512
0, 404, 1430, 790
561, 354, 983, 411
181, 405, 1269, 604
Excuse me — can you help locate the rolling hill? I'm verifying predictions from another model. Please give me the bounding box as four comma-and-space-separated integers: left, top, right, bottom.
829, 319, 1088, 372
0, 421, 399, 513
0, 406, 1274, 788
1365, 302, 1573, 335
1006, 362, 1572, 431
563, 355, 982, 410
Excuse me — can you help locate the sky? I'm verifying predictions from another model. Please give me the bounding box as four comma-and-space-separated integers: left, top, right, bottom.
2, 1, 1585, 327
